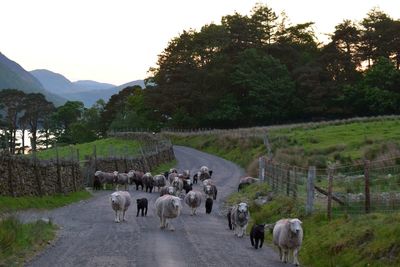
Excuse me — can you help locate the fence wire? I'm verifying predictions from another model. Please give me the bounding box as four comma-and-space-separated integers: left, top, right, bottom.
260, 157, 400, 217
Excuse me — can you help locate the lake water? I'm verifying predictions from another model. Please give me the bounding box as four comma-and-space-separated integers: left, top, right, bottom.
0, 129, 50, 152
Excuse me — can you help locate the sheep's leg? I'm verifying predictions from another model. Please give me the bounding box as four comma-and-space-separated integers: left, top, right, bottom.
122, 210, 127, 221
255, 238, 259, 249
114, 210, 120, 223
293, 248, 300, 266
144, 206, 147, 216
137, 208, 139, 217
193, 207, 197, 215
168, 220, 175, 231
283, 249, 288, 263
160, 217, 165, 229
250, 235, 255, 247
278, 247, 283, 262
259, 236, 264, 248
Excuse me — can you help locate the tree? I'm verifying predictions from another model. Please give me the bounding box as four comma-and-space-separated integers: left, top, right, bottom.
0, 89, 26, 153
232, 49, 297, 125
53, 101, 84, 144
20, 93, 55, 152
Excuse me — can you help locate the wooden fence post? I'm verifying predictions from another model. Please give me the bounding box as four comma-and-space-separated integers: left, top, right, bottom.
327, 165, 334, 220
33, 151, 43, 196
293, 167, 297, 199
56, 146, 62, 193
7, 157, 15, 196
306, 166, 316, 215
364, 160, 371, 214
286, 168, 290, 196
259, 157, 265, 182
93, 145, 97, 171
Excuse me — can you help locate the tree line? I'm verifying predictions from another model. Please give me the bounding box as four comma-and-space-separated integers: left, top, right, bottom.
106, 4, 400, 130
1, 4, 400, 152
0, 89, 105, 153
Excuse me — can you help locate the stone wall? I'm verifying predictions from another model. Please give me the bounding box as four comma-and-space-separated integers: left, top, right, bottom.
0, 138, 175, 197
0, 155, 82, 197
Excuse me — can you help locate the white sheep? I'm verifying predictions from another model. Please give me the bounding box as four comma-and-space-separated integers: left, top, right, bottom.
273, 218, 303, 266
110, 191, 131, 223
184, 190, 202, 215
155, 195, 182, 231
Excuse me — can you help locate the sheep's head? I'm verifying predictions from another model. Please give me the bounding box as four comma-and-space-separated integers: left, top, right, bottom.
205, 185, 212, 194
94, 170, 102, 177
171, 197, 181, 209
188, 191, 196, 201
168, 186, 175, 195
111, 193, 121, 204
289, 218, 302, 234
238, 202, 248, 213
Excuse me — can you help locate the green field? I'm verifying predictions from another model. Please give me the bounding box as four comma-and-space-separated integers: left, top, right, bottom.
35, 137, 141, 161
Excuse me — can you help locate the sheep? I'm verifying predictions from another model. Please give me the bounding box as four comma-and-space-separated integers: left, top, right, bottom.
114, 172, 129, 191
153, 174, 167, 192
250, 223, 265, 249
136, 198, 148, 217
110, 191, 131, 223
192, 172, 199, 184
182, 169, 190, 179
205, 198, 213, 214
184, 190, 202, 216
204, 184, 218, 200
227, 202, 250, 237
160, 186, 177, 197
172, 176, 183, 196
155, 195, 182, 231
183, 179, 193, 194
168, 172, 178, 184
93, 175, 102, 190
238, 176, 259, 192
273, 218, 303, 266
95, 170, 117, 190
142, 172, 154, 193
203, 179, 214, 186
128, 170, 144, 190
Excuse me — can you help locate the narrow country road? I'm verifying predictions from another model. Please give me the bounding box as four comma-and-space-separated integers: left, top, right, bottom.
20, 146, 285, 267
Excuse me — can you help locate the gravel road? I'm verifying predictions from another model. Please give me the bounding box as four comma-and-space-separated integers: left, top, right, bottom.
22, 146, 285, 267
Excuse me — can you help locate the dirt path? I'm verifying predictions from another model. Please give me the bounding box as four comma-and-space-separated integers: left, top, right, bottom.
22, 146, 285, 267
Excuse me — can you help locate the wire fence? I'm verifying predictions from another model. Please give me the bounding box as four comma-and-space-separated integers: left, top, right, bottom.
259, 156, 400, 218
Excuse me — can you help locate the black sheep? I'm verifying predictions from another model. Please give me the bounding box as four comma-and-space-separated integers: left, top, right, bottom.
136, 198, 148, 217
93, 176, 102, 190
250, 224, 265, 249
205, 198, 213, 214
192, 173, 198, 184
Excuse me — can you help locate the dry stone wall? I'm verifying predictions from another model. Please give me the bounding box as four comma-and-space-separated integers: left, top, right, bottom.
0, 155, 82, 197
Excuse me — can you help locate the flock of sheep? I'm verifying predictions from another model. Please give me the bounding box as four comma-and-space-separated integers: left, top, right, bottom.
94, 166, 303, 266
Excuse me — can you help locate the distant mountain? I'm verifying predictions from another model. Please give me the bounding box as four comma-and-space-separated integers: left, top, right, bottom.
72, 80, 115, 92
63, 80, 145, 107
30, 68, 144, 107
0, 53, 66, 106
30, 69, 73, 93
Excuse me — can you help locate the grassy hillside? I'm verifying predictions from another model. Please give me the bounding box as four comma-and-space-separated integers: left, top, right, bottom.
168, 118, 400, 267
168, 118, 400, 172
35, 137, 141, 161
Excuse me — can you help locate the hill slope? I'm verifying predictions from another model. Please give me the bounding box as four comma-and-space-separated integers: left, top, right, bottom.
0, 53, 66, 106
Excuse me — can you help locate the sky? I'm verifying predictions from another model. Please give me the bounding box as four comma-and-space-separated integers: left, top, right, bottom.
1, 0, 400, 86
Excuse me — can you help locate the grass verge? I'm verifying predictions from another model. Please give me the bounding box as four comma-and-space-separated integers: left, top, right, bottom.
0, 190, 92, 214
227, 182, 400, 267
0, 217, 56, 267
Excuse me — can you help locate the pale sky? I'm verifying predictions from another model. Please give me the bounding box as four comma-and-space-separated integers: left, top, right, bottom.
1, 0, 399, 85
